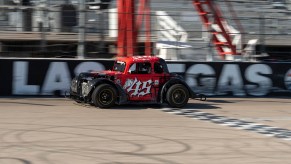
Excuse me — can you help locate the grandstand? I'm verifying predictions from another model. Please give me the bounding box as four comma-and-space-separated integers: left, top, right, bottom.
152, 0, 291, 60
0, 0, 290, 60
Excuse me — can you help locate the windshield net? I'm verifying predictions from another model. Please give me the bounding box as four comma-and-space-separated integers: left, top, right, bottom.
113, 61, 126, 72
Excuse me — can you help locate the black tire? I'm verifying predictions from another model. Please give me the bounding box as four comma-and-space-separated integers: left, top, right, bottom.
75, 100, 82, 104
166, 84, 189, 108
91, 84, 117, 108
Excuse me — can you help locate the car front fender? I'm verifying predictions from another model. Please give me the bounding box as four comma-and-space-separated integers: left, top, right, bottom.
86, 78, 127, 104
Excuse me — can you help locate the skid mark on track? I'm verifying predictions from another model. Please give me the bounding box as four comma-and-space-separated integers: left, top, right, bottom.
160, 108, 291, 141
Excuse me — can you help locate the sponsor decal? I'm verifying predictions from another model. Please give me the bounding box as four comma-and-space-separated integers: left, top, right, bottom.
123, 78, 152, 97
154, 80, 159, 85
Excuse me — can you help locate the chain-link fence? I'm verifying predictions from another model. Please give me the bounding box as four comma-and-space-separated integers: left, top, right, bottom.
0, 0, 290, 61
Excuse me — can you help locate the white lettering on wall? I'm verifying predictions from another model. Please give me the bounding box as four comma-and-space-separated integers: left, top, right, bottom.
217, 64, 245, 96
12, 61, 39, 95
11, 61, 107, 96
186, 64, 216, 95
245, 64, 272, 96
41, 62, 71, 95
10, 60, 280, 96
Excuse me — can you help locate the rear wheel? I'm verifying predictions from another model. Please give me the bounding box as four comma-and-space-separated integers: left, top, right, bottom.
166, 84, 189, 108
91, 84, 117, 108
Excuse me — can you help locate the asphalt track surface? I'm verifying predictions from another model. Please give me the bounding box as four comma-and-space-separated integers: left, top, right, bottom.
0, 97, 291, 164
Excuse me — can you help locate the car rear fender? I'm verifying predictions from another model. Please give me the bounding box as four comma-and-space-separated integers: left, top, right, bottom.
159, 78, 196, 103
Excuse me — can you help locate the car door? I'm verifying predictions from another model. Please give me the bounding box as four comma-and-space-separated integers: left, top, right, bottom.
121, 62, 158, 101
151, 61, 169, 96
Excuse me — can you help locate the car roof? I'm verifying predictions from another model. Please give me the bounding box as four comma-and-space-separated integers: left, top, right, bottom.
116, 56, 162, 63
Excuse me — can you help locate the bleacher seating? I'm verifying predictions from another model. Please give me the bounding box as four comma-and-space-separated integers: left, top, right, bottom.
151, 0, 291, 60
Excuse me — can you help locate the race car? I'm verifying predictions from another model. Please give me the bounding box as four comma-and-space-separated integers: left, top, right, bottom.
69, 56, 205, 108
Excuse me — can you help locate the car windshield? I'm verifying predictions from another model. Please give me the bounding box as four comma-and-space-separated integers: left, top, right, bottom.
113, 61, 126, 72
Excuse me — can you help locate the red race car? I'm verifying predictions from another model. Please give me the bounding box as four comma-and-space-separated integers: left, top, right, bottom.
69, 56, 205, 108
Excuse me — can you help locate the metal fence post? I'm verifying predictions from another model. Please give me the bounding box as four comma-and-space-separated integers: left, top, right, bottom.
259, 14, 266, 55
77, 0, 86, 59
98, 10, 105, 53
40, 0, 47, 52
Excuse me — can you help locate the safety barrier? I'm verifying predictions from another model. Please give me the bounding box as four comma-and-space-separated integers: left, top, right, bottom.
0, 58, 290, 96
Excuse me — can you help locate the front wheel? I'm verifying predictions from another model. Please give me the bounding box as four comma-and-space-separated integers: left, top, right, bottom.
166, 84, 189, 108
91, 84, 117, 108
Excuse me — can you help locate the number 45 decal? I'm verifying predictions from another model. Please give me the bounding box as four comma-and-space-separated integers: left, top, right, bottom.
123, 78, 153, 97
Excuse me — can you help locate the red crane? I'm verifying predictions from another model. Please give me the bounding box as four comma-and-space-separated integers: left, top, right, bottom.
192, 0, 243, 59
117, 0, 241, 59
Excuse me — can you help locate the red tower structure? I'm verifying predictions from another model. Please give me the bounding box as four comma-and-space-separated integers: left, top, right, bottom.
117, 0, 241, 59
192, 0, 239, 59
117, 0, 151, 57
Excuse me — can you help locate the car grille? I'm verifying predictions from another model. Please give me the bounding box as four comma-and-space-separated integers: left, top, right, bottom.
70, 78, 78, 93
81, 82, 89, 96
